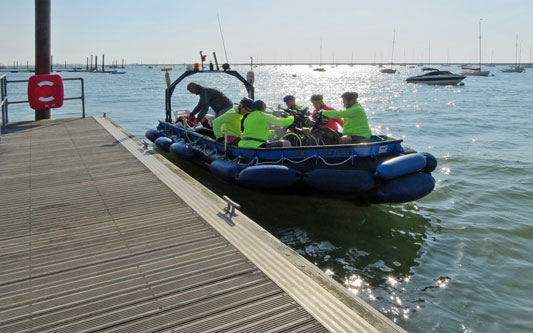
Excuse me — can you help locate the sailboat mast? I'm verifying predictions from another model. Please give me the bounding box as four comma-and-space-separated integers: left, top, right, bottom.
428, 41, 431, 66
515, 35, 518, 66
319, 39, 323, 66
390, 30, 395, 68
479, 18, 482, 69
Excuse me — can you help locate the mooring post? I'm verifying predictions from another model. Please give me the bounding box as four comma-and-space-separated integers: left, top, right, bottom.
35, 0, 51, 120
102, 54, 104, 72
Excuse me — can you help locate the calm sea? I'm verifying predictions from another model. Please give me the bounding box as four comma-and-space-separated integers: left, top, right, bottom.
5, 64, 533, 332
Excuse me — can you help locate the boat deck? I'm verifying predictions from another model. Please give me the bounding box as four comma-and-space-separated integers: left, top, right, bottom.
0, 117, 405, 332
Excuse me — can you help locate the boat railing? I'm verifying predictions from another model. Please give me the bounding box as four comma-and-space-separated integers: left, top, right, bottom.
0, 75, 85, 136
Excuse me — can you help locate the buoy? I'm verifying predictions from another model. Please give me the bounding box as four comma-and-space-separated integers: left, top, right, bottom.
377, 172, 436, 203
375, 153, 427, 180
303, 169, 377, 193
169, 141, 195, 159
236, 165, 301, 189
154, 136, 173, 152
420, 152, 437, 173
210, 159, 242, 183
145, 128, 162, 142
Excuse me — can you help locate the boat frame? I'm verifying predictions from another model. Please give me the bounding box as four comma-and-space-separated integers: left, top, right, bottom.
165, 69, 255, 122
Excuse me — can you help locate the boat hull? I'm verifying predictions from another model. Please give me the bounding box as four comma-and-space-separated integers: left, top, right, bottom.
406, 76, 466, 85
462, 70, 490, 76
146, 121, 437, 204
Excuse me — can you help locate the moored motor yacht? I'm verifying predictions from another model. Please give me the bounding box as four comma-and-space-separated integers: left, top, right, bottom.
406, 68, 466, 85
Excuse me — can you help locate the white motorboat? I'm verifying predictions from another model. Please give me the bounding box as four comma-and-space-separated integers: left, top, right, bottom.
406, 68, 466, 85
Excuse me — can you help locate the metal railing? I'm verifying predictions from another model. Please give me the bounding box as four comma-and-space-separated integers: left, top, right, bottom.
0, 75, 85, 135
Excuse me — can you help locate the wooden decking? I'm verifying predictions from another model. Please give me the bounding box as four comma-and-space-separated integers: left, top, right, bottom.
0, 117, 405, 332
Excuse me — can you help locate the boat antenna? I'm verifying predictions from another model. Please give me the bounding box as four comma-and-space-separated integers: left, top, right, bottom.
217, 13, 229, 64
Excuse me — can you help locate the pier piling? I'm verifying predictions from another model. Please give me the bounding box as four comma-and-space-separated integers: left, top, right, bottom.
34, 0, 51, 120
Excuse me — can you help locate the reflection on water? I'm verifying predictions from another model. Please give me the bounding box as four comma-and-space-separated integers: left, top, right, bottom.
161, 150, 439, 325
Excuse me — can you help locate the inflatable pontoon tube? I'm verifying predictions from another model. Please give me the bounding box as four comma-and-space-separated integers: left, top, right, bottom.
236, 165, 301, 189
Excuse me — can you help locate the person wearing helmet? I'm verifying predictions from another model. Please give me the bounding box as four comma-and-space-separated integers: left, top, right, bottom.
186, 82, 233, 126
282, 95, 303, 111
212, 97, 254, 145
239, 100, 295, 148
320, 92, 371, 144
310, 94, 344, 133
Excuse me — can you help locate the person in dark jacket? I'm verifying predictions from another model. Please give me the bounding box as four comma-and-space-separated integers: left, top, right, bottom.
186, 82, 233, 125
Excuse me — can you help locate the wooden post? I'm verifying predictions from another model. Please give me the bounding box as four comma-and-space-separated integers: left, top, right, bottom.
90, 54, 93, 69
95, 56, 97, 71
102, 54, 104, 72
86, 57, 89, 70
35, 0, 51, 120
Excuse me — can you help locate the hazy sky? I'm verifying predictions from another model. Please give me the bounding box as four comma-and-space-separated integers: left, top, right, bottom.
2, 0, 533, 65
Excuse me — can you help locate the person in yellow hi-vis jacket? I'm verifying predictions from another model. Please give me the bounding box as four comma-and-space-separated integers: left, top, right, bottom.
239, 100, 294, 148
212, 97, 253, 145
320, 92, 371, 144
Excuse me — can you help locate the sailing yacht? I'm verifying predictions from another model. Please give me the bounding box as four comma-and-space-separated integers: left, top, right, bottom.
524, 45, 532, 68
502, 36, 525, 73
461, 18, 490, 76
381, 31, 397, 73
487, 51, 495, 67
313, 39, 326, 72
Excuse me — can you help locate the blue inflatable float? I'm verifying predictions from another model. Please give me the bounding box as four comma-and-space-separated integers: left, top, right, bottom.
169, 141, 195, 159
236, 165, 301, 189
210, 159, 242, 183
154, 136, 173, 152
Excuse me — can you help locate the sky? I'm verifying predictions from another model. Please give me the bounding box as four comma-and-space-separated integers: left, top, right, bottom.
1, 0, 533, 65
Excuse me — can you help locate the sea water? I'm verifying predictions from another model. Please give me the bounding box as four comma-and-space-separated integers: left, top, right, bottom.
4, 65, 533, 332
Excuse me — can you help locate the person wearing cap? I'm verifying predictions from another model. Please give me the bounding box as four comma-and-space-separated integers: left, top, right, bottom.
186, 82, 233, 126
309, 94, 344, 133
212, 97, 253, 145
283, 95, 303, 111
320, 92, 371, 144
239, 100, 295, 148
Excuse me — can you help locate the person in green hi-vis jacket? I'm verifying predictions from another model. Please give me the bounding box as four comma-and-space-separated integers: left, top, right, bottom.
239, 100, 294, 148
212, 97, 254, 145
320, 92, 372, 144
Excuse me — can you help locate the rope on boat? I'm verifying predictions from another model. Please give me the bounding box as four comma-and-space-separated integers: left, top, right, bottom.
316, 154, 356, 166
280, 154, 318, 164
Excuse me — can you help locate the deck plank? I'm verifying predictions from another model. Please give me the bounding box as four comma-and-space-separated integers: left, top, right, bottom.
0, 118, 329, 333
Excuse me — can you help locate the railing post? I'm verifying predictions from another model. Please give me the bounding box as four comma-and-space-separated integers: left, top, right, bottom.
80, 78, 85, 118
1, 76, 7, 133
1, 77, 4, 135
